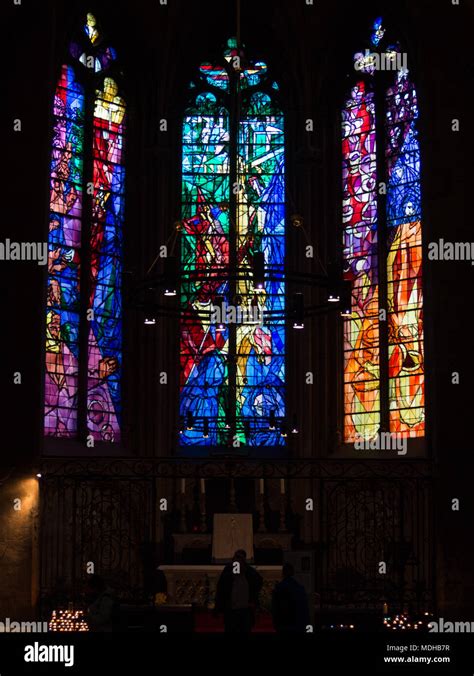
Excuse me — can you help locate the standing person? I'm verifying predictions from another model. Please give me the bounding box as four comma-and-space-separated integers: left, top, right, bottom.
84, 575, 117, 632
215, 550, 263, 633
272, 563, 310, 633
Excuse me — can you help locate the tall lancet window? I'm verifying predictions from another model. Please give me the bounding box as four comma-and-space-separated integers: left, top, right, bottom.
180, 38, 285, 448
342, 18, 424, 443
45, 14, 125, 443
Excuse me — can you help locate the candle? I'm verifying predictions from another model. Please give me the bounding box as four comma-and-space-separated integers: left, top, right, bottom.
180, 479, 185, 494
259, 479, 264, 494
280, 479, 285, 494
200, 479, 205, 494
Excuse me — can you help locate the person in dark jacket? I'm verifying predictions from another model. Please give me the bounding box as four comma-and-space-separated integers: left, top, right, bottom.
215, 550, 263, 633
84, 575, 117, 632
272, 563, 310, 633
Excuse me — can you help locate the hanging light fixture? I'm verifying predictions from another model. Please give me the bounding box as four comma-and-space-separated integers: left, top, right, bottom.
144, 310, 156, 325
130, 7, 349, 446
213, 295, 226, 332
327, 266, 341, 303
292, 292, 304, 329
163, 256, 178, 297
291, 414, 299, 435
144, 287, 157, 325
340, 279, 353, 317
252, 252, 265, 291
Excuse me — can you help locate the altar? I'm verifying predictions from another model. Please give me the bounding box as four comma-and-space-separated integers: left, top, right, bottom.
158, 565, 282, 609
171, 511, 293, 565
161, 513, 289, 607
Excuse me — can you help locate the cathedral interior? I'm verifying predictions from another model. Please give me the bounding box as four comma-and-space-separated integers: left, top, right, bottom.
2, 0, 473, 643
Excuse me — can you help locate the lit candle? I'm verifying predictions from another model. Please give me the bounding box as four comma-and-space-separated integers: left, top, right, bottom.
259, 479, 264, 494
280, 479, 285, 494
200, 479, 205, 494
181, 478, 185, 494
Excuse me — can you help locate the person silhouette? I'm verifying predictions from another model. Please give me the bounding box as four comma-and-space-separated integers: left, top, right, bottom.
215, 550, 263, 633
272, 563, 310, 633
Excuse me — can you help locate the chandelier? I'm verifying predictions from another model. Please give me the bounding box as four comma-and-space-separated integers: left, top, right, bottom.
128, 225, 351, 444
130, 219, 352, 328
128, 10, 352, 444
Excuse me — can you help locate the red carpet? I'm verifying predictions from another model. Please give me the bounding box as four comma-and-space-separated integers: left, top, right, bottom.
195, 610, 275, 633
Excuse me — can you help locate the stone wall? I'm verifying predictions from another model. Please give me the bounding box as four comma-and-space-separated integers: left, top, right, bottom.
0, 475, 39, 620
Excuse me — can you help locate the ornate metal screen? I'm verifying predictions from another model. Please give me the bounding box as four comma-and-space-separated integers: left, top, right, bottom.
39, 459, 434, 613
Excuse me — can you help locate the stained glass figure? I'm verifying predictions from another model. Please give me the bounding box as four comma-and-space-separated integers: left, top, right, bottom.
70, 14, 117, 73
180, 40, 285, 447
45, 65, 85, 437
87, 77, 125, 442
342, 80, 380, 442
45, 17, 124, 442
342, 20, 424, 442
386, 68, 424, 436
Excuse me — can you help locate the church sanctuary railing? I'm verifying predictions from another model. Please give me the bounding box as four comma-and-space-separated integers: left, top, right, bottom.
38, 459, 434, 617
39, 457, 433, 479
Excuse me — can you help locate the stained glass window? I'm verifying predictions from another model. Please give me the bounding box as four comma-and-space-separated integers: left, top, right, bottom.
180, 39, 285, 447
385, 69, 424, 436
45, 65, 84, 437
342, 19, 424, 443
342, 80, 380, 442
45, 15, 124, 443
